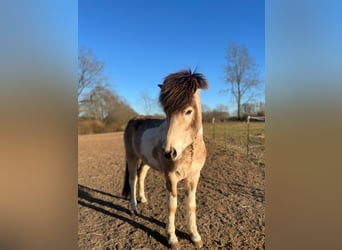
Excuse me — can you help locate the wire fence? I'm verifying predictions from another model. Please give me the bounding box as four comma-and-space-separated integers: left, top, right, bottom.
204, 116, 265, 166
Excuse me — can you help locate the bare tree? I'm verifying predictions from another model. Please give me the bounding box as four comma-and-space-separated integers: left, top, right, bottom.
78, 47, 107, 101
201, 104, 211, 113
137, 90, 163, 115
140, 91, 154, 114
77, 48, 138, 133
80, 85, 116, 121
223, 42, 260, 120
80, 85, 137, 128
241, 103, 255, 115
215, 104, 229, 114
202, 104, 230, 122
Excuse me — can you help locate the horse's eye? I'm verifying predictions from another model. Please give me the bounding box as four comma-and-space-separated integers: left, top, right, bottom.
185, 109, 192, 115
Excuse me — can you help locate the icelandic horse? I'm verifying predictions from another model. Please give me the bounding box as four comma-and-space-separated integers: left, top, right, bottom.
122, 70, 208, 249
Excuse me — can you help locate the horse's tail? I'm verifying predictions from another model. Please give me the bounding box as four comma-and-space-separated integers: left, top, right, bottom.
122, 161, 130, 197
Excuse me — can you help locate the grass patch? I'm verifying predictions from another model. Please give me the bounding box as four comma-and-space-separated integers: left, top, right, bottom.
203, 121, 265, 166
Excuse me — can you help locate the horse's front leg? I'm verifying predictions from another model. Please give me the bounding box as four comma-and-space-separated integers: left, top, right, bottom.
138, 164, 150, 203
166, 176, 180, 249
185, 173, 203, 248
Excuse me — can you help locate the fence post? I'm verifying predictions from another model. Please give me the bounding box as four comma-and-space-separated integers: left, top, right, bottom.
246, 115, 250, 157
212, 117, 215, 141
224, 118, 227, 148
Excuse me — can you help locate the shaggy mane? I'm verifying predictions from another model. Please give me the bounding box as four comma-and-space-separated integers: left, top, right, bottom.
159, 69, 208, 114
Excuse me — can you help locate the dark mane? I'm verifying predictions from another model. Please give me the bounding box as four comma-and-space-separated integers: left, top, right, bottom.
159, 69, 208, 114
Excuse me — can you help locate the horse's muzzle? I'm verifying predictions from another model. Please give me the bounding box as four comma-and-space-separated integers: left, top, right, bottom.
163, 147, 177, 161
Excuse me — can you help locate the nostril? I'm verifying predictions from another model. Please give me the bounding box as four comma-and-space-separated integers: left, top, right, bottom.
164, 151, 171, 160
171, 149, 177, 159
163, 148, 177, 160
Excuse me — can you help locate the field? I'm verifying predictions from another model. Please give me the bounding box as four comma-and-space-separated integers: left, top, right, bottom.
78, 123, 265, 249
203, 121, 265, 166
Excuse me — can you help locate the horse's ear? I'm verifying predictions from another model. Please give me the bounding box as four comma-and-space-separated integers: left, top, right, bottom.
158, 84, 163, 89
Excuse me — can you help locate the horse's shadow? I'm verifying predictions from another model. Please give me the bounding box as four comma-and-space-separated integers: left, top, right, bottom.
78, 184, 190, 247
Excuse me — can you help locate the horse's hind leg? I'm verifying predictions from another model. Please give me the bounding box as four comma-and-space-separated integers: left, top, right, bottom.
127, 157, 139, 214
138, 164, 150, 203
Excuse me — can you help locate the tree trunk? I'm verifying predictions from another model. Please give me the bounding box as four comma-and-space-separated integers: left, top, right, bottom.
237, 97, 241, 120
237, 82, 241, 120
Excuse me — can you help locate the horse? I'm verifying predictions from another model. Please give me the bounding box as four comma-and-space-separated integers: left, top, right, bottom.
122, 69, 208, 249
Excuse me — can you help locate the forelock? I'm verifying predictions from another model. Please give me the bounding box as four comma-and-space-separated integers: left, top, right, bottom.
159, 69, 208, 114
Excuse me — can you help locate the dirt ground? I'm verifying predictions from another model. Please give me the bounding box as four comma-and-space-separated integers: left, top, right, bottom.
78, 132, 265, 249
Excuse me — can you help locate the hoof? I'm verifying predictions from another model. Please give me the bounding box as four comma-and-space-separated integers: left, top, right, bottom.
138, 198, 148, 204
129, 210, 138, 216
170, 242, 180, 250
193, 240, 203, 248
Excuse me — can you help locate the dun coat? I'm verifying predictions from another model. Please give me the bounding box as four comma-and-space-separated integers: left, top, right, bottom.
122, 70, 208, 249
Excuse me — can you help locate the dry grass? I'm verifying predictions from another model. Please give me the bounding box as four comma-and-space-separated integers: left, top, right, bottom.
203, 121, 265, 166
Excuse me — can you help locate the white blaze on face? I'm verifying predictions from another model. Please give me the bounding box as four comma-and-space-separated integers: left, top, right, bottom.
164, 106, 195, 160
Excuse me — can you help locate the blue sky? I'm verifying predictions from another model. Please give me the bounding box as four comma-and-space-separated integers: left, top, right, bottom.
79, 0, 265, 115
